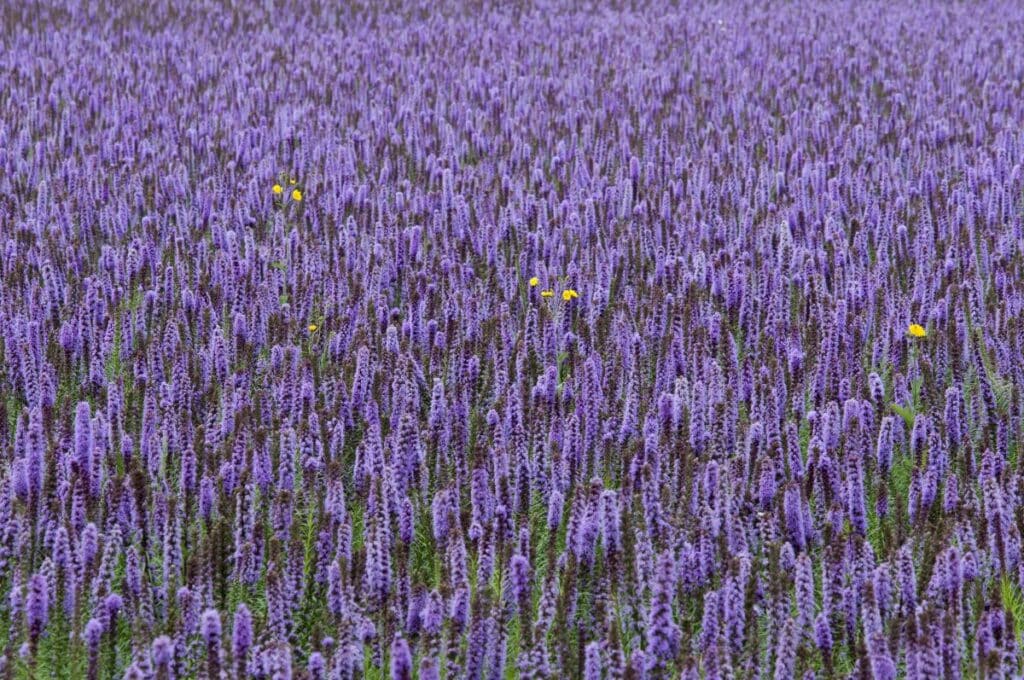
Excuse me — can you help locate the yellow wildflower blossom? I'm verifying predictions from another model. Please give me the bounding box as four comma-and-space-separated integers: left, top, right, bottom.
908, 323, 927, 338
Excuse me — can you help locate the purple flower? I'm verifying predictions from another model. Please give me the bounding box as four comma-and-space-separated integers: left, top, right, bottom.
1, 5, 1022, 677
814, 612, 833, 653
233, 603, 253, 675
26, 573, 48, 649
307, 651, 326, 680
151, 636, 173, 669
772, 616, 798, 679
646, 551, 681, 671
584, 641, 602, 680
84, 618, 103, 680
510, 555, 531, 614
201, 609, 222, 678
390, 636, 412, 680
421, 590, 444, 636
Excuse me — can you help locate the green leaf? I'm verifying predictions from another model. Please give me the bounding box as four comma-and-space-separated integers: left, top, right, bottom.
890, 403, 915, 428
1001, 576, 1024, 650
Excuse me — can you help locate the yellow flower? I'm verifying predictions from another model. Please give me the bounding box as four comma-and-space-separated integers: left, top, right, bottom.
908, 323, 927, 338
292, 189, 303, 202
562, 289, 578, 301
540, 290, 554, 298
308, 324, 318, 332
272, 184, 283, 195
289, 177, 297, 185
529, 276, 539, 287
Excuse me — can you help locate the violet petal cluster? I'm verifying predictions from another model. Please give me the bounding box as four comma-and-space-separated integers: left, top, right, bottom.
1, 1, 1023, 678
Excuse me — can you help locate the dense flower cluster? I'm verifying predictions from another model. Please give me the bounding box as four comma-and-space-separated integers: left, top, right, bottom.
2, 0, 1024, 677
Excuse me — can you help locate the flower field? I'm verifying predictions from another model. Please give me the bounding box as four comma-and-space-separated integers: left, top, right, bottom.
2, 1, 1024, 677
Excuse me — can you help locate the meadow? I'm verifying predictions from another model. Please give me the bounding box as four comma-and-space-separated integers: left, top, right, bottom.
1, 1, 1023, 677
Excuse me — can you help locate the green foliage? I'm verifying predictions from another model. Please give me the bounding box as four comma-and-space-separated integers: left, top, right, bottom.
890, 402, 915, 429
1002, 576, 1024, 651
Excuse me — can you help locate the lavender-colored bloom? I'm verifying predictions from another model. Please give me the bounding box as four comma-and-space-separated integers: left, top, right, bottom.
1, 4, 1022, 677
74, 401, 93, 479
783, 484, 807, 551
419, 655, 441, 680
26, 573, 48, 650
546, 488, 565, 531
510, 555, 531, 614
876, 417, 894, 473
84, 618, 103, 680
233, 603, 253, 674
773, 617, 798, 680
307, 651, 326, 680
583, 641, 602, 680
151, 635, 173, 669
390, 637, 412, 680
814, 613, 833, 653
419, 590, 444, 638
101, 592, 122, 635
201, 608, 222, 679
646, 551, 681, 670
